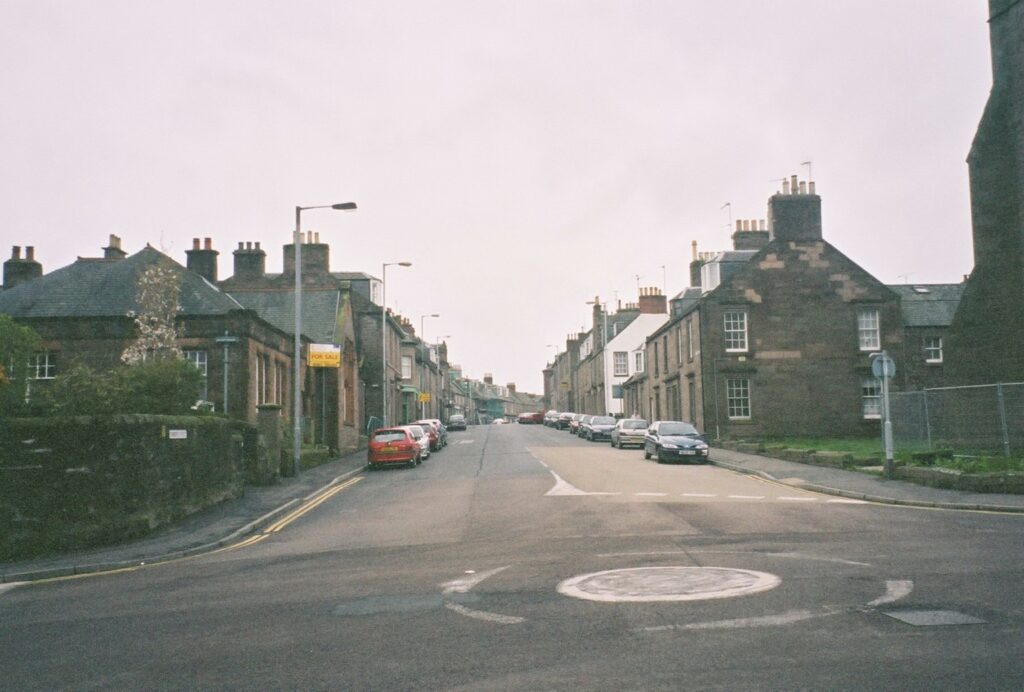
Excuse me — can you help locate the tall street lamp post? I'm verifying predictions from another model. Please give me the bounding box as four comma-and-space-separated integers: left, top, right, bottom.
381, 261, 412, 426
292, 201, 356, 477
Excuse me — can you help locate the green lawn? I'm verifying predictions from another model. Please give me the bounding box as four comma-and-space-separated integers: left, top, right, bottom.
762, 437, 882, 457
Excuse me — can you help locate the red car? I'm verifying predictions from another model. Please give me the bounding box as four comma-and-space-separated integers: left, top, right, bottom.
367, 427, 421, 468
517, 412, 545, 424
411, 419, 443, 451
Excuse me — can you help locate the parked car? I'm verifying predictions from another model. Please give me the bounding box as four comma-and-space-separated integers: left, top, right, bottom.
643, 421, 709, 463
517, 412, 544, 424
577, 415, 595, 438
367, 427, 421, 469
447, 414, 467, 431
586, 415, 617, 441
568, 413, 585, 434
492, 417, 507, 424
610, 418, 649, 448
555, 412, 575, 430
411, 420, 443, 451
544, 410, 559, 426
424, 419, 448, 447
403, 424, 431, 459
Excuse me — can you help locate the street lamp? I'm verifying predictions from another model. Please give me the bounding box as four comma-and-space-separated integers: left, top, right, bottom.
292, 201, 356, 477
382, 261, 412, 427
420, 313, 440, 343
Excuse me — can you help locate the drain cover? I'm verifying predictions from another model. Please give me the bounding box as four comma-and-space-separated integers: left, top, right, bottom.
557, 566, 780, 603
883, 609, 986, 626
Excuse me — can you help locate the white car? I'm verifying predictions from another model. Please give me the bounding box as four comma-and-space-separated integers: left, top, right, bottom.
403, 425, 431, 459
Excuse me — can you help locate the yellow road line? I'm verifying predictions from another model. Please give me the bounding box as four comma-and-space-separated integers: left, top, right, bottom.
263, 476, 363, 533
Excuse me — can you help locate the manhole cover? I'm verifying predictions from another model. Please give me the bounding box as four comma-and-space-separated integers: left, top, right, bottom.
557, 566, 781, 603
883, 610, 986, 627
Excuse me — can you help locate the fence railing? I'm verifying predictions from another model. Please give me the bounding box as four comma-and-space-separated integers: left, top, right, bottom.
890, 383, 1024, 457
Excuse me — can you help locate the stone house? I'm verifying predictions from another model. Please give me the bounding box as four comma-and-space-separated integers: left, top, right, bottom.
0, 239, 297, 425
601, 289, 669, 417
947, 0, 1024, 384
889, 284, 965, 391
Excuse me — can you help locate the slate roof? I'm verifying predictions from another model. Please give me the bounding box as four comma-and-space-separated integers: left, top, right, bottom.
0, 246, 244, 318
888, 284, 965, 327
227, 289, 341, 343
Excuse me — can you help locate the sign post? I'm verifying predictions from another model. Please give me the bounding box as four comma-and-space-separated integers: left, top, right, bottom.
871, 351, 896, 478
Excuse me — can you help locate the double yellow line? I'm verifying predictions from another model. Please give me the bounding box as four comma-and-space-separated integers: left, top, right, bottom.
214, 475, 364, 554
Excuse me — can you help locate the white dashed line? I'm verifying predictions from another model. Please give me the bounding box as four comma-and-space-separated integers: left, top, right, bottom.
681, 493, 717, 498
728, 495, 765, 500
778, 496, 818, 502
826, 498, 869, 504
635, 492, 668, 497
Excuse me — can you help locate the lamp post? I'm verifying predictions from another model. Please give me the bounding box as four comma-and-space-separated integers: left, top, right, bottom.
292, 201, 356, 477
420, 313, 440, 343
381, 261, 412, 427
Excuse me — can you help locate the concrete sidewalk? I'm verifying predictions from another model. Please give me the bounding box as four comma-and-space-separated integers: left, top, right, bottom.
710, 447, 1024, 513
1, 449, 369, 584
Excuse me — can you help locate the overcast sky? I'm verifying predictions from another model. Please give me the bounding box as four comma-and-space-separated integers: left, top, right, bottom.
0, 1, 993, 393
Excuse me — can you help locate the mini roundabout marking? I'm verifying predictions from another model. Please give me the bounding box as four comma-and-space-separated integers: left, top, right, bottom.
557, 566, 781, 603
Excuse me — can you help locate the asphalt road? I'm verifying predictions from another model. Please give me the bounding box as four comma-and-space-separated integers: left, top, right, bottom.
2, 424, 1023, 690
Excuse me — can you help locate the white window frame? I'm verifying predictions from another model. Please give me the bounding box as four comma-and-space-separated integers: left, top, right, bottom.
862, 377, 882, 419
924, 337, 943, 364
686, 318, 694, 361
401, 355, 413, 380
28, 351, 57, 380
183, 350, 208, 399
724, 311, 748, 352
726, 378, 751, 420
634, 351, 644, 373
613, 351, 628, 377
858, 308, 880, 351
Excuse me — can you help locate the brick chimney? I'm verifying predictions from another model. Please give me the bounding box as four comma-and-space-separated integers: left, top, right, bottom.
186, 237, 219, 282
103, 234, 127, 260
732, 219, 770, 251
638, 286, 667, 314
689, 241, 703, 287
232, 241, 266, 280
283, 231, 330, 280
3, 246, 43, 289
768, 175, 822, 242
507, 383, 516, 394
483, 373, 494, 385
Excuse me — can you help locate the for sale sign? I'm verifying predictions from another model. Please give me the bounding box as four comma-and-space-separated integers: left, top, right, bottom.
309, 343, 341, 368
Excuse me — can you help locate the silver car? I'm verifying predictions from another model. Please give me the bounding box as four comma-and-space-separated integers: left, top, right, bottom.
610, 418, 649, 448
403, 424, 431, 460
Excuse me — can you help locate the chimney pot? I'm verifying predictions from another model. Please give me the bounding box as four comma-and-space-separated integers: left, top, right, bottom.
238, 242, 244, 250
109, 234, 121, 249
11, 246, 20, 259
790, 174, 798, 192
808, 181, 816, 194
255, 242, 261, 250
204, 237, 212, 250
799, 181, 807, 195
192, 238, 201, 250
25, 246, 34, 261
782, 179, 790, 194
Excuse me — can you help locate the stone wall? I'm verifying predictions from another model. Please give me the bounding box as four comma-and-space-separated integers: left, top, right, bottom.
0, 415, 247, 561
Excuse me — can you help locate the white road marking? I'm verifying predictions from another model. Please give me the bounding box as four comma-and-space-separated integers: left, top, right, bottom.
635, 492, 668, 497
558, 566, 781, 603
440, 566, 526, 625
545, 470, 621, 496
778, 496, 818, 502
457, 440, 474, 444
637, 609, 833, 632
444, 602, 525, 624
441, 566, 510, 594
826, 498, 869, 504
681, 492, 717, 498
685, 549, 872, 567
0, 583, 24, 597
867, 580, 914, 607
728, 495, 765, 500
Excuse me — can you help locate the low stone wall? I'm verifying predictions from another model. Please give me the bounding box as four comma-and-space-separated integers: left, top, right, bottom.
0, 415, 247, 561
894, 466, 1024, 494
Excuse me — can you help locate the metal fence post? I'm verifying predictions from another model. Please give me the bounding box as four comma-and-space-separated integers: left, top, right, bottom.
923, 390, 932, 450
996, 384, 1011, 457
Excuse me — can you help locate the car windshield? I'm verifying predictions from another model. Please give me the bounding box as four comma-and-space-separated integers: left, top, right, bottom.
621, 420, 648, 430
660, 422, 698, 436
593, 416, 615, 425
406, 426, 424, 437
372, 431, 407, 443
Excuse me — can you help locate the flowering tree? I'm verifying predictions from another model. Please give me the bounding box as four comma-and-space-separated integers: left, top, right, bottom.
121, 261, 183, 364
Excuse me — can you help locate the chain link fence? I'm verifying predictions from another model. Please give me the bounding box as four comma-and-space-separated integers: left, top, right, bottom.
890, 383, 1024, 457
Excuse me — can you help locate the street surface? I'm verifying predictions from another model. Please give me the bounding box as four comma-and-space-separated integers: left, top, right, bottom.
2, 424, 1023, 690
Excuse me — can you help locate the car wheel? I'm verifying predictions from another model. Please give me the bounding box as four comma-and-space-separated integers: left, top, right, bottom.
643, 445, 651, 460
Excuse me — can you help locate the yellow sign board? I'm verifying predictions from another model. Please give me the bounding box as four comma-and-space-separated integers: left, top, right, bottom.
418, 392, 432, 403
308, 344, 341, 368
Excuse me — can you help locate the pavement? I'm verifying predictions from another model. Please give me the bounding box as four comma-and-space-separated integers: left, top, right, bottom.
3, 444, 1023, 584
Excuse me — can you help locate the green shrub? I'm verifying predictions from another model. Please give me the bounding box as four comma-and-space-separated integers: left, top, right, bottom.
118, 358, 204, 414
